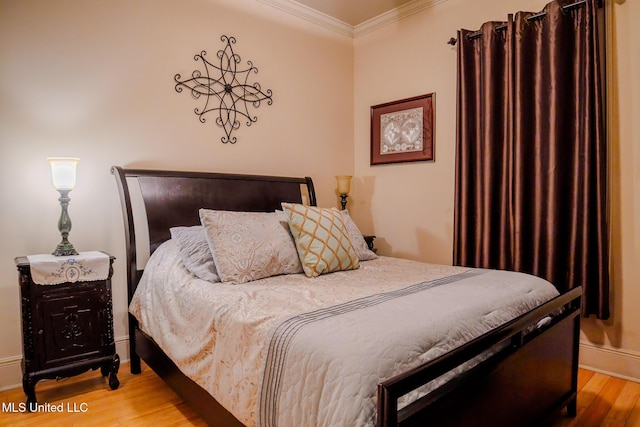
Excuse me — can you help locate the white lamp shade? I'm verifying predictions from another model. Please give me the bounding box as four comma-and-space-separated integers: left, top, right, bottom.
336, 175, 352, 195
48, 157, 79, 190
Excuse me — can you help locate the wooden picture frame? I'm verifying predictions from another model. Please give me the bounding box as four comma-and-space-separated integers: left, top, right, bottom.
370, 93, 434, 165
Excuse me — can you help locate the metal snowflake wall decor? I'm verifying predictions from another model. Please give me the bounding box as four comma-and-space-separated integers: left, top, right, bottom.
174, 35, 273, 144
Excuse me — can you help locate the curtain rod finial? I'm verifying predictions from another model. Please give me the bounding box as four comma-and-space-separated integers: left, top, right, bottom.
447, 37, 457, 46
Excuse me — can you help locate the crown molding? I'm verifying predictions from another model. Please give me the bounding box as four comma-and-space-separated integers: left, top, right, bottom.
256, 0, 354, 37
257, 0, 449, 39
354, 0, 449, 37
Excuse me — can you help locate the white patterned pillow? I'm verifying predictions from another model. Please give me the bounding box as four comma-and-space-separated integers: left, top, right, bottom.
170, 226, 220, 283
281, 203, 359, 277
341, 210, 377, 261
199, 209, 302, 284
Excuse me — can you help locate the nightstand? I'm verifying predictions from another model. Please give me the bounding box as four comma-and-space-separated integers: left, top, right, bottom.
15, 252, 120, 408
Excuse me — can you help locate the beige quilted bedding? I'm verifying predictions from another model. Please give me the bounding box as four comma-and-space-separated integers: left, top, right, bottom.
130, 240, 558, 426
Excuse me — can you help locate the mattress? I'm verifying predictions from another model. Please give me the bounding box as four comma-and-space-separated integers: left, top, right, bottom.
129, 240, 559, 426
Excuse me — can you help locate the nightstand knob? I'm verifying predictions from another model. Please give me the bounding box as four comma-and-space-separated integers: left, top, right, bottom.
38, 330, 43, 335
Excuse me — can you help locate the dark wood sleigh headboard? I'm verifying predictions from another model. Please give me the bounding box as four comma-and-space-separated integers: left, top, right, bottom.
111, 166, 316, 296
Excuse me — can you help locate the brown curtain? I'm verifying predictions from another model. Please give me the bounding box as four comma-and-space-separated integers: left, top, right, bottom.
453, 0, 609, 319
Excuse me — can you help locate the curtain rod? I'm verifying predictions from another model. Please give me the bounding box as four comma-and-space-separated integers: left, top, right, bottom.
446, 0, 598, 46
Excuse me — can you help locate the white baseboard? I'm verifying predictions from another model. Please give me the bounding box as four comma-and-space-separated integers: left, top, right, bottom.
0, 355, 23, 392
579, 341, 640, 383
0, 336, 130, 392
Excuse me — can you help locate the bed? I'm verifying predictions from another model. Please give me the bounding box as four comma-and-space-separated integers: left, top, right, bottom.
111, 166, 581, 427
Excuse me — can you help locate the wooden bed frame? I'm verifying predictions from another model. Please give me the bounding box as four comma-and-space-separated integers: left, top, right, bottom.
111, 166, 581, 427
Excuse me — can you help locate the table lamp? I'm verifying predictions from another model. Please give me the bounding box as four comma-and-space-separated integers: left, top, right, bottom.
48, 157, 79, 256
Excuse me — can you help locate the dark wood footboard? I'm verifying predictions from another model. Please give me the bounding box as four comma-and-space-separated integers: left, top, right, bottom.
378, 287, 581, 427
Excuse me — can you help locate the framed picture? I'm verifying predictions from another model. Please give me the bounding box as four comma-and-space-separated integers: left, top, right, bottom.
370, 93, 434, 165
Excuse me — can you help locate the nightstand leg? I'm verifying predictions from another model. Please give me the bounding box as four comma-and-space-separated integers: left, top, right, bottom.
22, 373, 37, 411
108, 354, 120, 390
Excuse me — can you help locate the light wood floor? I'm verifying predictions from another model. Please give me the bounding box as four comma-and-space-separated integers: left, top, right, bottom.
1, 363, 639, 426
549, 369, 640, 427
0, 362, 207, 426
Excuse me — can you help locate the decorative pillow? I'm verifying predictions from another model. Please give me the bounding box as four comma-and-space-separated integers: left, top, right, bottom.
199, 209, 302, 284
170, 226, 220, 283
281, 203, 359, 278
341, 210, 378, 261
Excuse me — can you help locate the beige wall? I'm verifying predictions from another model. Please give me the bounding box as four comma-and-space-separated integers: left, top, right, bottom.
353, 0, 640, 379
580, 0, 640, 378
1, 0, 638, 390
0, 0, 353, 389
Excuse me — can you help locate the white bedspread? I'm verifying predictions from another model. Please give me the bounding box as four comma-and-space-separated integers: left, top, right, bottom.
130, 240, 559, 427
